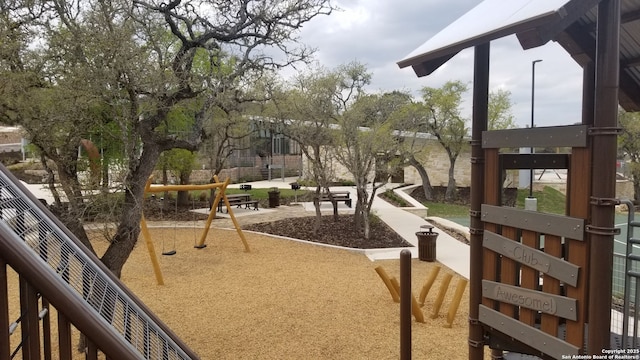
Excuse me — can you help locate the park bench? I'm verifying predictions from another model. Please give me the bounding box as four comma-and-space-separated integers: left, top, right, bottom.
217, 193, 259, 213
316, 191, 352, 208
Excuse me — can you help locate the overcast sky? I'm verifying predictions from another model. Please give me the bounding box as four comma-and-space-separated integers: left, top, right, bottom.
291, 0, 585, 128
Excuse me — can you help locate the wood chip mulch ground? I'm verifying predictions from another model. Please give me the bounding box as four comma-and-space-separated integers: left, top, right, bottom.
100, 228, 484, 359
6, 198, 488, 359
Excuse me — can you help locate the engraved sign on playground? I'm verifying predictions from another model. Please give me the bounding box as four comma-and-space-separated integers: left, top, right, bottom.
483, 231, 579, 287
482, 280, 577, 321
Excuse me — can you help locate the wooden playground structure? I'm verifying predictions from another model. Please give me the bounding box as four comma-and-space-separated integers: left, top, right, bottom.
140, 176, 250, 285
398, 0, 640, 358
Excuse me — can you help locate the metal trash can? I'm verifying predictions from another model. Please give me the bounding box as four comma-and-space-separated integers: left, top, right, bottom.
268, 188, 280, 208
416, 231, 438, 262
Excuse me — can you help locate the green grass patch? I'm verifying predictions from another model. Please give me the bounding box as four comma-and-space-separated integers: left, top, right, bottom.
381, 189, 409, 207
421, 186, 567, 218
515, 186, 566, 214
422, 201, 469, 218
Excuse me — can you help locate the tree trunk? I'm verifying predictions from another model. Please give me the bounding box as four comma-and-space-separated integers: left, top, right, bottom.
327, 188, 338, 222
354, 198, 362, 232
177, 171, 190, 206
56, 164, 95, 254
101, 155, 109, 193
445, 156, 457, 201
408, 155, 433, 201
362, 206, 370, 240
633, 172, 640, 203
100, 145, 160, 278
41, 155, 62, 205
313, 186, 322, 235
354, 186, 369, 237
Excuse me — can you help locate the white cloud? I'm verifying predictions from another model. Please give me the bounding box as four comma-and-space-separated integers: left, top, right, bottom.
293, 0, 585, 127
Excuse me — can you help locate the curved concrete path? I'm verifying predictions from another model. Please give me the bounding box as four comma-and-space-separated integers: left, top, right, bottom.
232, 178, 471, 279
22, 178, 471, 279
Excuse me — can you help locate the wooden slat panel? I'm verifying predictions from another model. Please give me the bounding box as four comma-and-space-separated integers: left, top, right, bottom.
0, 257, 9, 360
482, 149, 501, 309
540, 234, 563, 336
519, 230, 540, 326
479, 305, 580, 359
500, 153, 569, 170
499, 226, 519, 317
483, 231, 579, 287
482, 125, 588, 148
481, 205, 585, 240
565, 147, 591, 348
482, 280, 577, 321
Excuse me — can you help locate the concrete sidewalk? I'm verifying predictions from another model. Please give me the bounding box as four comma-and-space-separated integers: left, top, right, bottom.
21, 177, 472, 280
241, 178, 470, 279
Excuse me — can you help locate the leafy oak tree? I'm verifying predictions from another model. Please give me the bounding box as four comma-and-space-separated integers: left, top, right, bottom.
336, 87, 402, 239
269, 67, 343, 232
394, 85, 514, 201
419, 80, 469, 201
0, 0, 334, 277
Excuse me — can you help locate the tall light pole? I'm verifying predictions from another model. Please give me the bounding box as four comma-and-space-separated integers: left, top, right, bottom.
527, 59, 542, 210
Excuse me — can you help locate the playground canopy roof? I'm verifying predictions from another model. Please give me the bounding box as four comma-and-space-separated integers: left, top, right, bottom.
397, 0, 640, 112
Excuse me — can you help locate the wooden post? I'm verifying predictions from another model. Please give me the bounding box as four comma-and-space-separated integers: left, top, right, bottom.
400, 250, 412, 360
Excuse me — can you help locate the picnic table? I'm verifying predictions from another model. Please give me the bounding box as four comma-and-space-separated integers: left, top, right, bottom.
217, 193, 259, 213
316, 191, 352, 208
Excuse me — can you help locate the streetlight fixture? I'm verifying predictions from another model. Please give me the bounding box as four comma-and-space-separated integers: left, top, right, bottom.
526, 59, 542, 211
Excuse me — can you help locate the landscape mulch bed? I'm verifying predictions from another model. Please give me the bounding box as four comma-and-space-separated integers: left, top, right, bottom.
244, 214, 412, 249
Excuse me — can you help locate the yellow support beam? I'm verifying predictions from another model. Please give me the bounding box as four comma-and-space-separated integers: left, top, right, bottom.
140, 215, 165, 285
141, 175, 251, 285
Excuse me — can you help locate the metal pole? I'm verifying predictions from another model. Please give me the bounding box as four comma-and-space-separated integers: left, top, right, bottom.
400, 249, 411, 360
529, 59, 542, 198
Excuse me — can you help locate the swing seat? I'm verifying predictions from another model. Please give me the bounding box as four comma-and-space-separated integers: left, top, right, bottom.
162, 250, 177, 256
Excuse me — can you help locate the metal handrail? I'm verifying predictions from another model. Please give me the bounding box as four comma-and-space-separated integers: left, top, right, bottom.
621, 199, 639, 349
0, 164, 198, 360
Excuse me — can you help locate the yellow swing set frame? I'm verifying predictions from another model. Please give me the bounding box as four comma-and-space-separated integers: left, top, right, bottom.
140, 176, 250, 285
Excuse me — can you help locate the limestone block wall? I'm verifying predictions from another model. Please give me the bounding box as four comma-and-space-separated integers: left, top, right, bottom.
299, 139, 476, 186
402, 141, 473, 187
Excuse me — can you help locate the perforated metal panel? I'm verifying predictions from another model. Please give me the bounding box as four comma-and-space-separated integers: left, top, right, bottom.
0, 171, 193, 360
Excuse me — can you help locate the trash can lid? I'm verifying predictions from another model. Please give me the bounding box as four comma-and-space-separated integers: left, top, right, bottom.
420, 223, 434, 232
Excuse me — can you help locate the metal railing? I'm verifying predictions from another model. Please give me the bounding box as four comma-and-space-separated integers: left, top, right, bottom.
0, 164, 198, 360
621, 199, 640, 349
